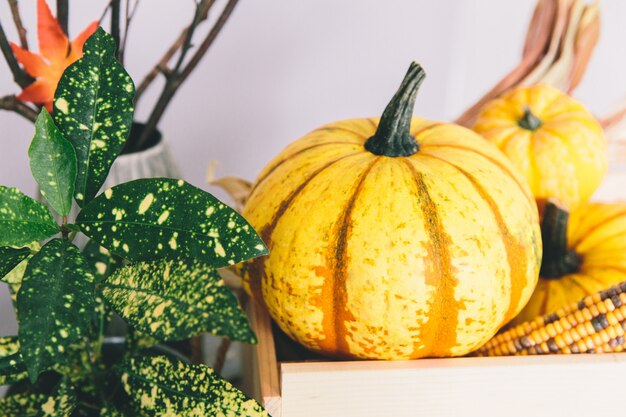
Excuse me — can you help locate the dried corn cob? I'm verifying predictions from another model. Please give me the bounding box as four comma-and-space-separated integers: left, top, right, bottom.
474, 281, 626, 356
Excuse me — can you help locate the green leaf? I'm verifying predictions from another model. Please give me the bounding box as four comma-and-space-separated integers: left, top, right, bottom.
3, 242, 40, 305
0, 393, 46, 416
0, 337, 28, 385
29, 109, 77, 217
39, 378, 77, 417
17, 239, 96, 382
101, 258, 256, 343
0, 246, 30, 280
0, 186, 58, 246
82, 239, 122, 282
100, 405, 126, 416
77, 178, 268, 266
53, 27, 135, 207
119, 355, 268, 417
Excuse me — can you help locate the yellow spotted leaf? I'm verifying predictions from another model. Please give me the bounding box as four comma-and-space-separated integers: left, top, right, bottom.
0, 336, 28, 385
101, 258, 256, 343
38, 378, 77, 417
53, 27, 134, 207
77, 178, 268, 267
0, 393, 46, 416
119, 355, 268, 417
17, 239, 96, 382
0, 246, 30, 280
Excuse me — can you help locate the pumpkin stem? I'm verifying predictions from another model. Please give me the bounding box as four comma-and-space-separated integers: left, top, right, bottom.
540, 200, 582, 279
518, 105, 542, 131
365, 62, 425, 157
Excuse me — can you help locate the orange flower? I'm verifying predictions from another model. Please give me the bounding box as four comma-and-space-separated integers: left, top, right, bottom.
10, 0, 97, 111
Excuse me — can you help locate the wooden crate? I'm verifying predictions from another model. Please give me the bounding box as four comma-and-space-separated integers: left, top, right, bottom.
243, 299, 626, 417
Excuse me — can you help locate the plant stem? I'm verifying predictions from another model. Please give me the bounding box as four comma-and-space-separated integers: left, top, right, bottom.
136, 0, 241, 150
365, 62, 424, 157
119, 0, 140, 65
111, 0, 121, 58
134, 0, 215, 103
540, 200, 581, 278
213, 337, 231, 376
0, 95, 38, 122
0, 21, 33, 88
7, 0, 28, 50
179, 0, 240, 82
57, 0, 69, 36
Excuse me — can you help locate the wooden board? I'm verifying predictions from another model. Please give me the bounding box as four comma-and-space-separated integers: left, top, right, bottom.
245, 299, 626, 417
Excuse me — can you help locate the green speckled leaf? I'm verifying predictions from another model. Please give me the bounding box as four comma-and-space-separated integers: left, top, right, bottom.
120, 355, 268, 417
82, 239, 122, 282
29, 109, 77, 217
0, 393, 46, 416
4, 242, 40, 305
39, 378, 77, 417
0, 186, 58, 246
0, 246, 30, 280
0, 336, 28, 385
99, 405, 125, 416
102, 258, 255, 343
17, 239, 96, 382
77, 178, 268, 266
53, 27, 135, 207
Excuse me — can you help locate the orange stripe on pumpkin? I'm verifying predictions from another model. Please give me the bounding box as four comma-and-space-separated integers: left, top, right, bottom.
421, 143, 536, 210
425, 154, 531, 324
250, 152, 364, 311
401, 159, 459, 356
322, 158, 380, 358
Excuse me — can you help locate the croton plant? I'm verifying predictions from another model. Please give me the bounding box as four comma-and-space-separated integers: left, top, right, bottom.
0, 28, 269, 416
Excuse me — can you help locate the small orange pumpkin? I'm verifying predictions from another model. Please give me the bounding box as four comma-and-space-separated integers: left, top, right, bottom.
472, 84, 606, 211
241, 63, 541, 360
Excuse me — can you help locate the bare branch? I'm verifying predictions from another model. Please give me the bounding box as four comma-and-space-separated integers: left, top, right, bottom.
111, 0, 121, 58
134, 0, 215, 103
135, 0, 239, 149
119, 0, 140, 65
0, 95, 38, 123
57, 0, 69, 36
180, 0, 239, 82
0, 20, 33, 88
99, 0, 113, 24
7, 0, 28, 50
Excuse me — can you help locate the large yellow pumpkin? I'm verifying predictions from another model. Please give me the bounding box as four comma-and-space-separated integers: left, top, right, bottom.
472, 84, 606, 211
242, 63, 542, 359
512, 200, 626, 325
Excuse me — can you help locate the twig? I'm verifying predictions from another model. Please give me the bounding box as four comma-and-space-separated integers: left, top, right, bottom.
136, 0, 240, 149
213, 288, 247, 375
111, 0, 121, 58
0, 21, 32, 88
119, 0, 140, 65
212, 337, 231, 376
0, 95, 38, 122
99, 0, 113, 24
179, 0, 239, 82
134, 0, 216, 103
8, 0, 28, 50
57, 0, 69, 36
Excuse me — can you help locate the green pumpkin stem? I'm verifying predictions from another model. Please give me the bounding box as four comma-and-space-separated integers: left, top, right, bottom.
518, 105, 542, 131
365, 62, 425, 157
540, 200, 582, 279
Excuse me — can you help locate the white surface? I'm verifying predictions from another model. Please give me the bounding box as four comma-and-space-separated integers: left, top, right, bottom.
1, 1, 626, 336
279, 354, 626, 417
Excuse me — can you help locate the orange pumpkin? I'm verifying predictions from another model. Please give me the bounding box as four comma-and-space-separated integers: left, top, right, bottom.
240, 63, 542, 360
512, 200, 626, 325
472, 84, 606, 211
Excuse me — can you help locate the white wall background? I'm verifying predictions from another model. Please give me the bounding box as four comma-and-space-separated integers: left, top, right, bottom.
1, 0, 626, 335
